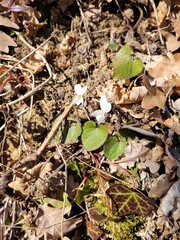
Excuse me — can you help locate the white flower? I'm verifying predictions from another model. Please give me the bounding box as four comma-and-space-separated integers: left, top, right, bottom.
91, 95, 111, 124
72, 84, 87, 105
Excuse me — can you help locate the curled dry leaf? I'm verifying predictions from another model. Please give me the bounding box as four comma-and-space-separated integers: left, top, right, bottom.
35, 204, 82, 238
114, 85, 148, 105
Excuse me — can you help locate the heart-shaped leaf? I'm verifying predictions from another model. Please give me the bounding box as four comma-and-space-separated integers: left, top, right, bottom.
113, 44, 143, 79
82, 121, 108, 151
65, 121, 82, 144
104, 136, 126, 161
106, 184, 157, 217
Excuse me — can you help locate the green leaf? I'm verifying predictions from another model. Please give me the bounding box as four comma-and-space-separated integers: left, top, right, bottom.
106, 184, 156, 217
68, 160, 82, 178
35, 194, 70, 208
113, 44, 143, 79
109, 41, 119, 51
82, 121, 108, 151
65, 121, 82, 144
104, 136, 126, 161
75, 178, 97, 204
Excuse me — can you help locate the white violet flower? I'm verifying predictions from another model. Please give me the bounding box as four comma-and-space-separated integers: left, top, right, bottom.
72, 84, 87, 105
91, 95, 111, 124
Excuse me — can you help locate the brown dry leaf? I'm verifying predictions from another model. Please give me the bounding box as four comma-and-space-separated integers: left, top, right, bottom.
35, 204, 82, 238
150, 0, 168, 26
150, 109, 180, 135
141, 88, 166, 110
0, 15, 19, 29
0, 30, 17, 53
147, 53, 180, 79
148, 174, 173, 199
8, 177, 29, 196
143, 159, 160, 174
114, 86, 148, 105
163, 116, 180, 135
118, 140, 150, 169
12, 6, 45, 37
55, 34, 76, 56
172, 16, 180, 38
162, 31, 180, 52
23, 42, 49, 73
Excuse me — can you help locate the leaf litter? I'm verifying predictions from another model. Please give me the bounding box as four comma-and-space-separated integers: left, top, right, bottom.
0, 0, 180, 239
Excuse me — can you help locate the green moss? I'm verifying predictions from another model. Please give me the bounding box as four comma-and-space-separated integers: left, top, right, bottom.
93, 190, 143, 240
105, 216, 142, 240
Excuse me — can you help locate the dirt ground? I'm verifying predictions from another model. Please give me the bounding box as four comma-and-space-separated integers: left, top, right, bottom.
0, 0, 180, 239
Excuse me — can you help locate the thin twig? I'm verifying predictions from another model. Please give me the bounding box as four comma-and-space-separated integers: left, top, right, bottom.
149, 0, 164, 45
36, 102, 73, 157
76, 0, 92, 50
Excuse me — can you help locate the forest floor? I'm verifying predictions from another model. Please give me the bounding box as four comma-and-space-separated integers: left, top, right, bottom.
0, 0, 180, 239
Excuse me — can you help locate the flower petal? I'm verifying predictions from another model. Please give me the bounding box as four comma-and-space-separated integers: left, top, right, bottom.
80, 86, 87, 95
100, 96, 112, 112
91, 110, 105, 124
72, 95, 83, 105
91, 110, 103, 117
96, 114, 105, 124
74, 84, 82, 95
74, 84, 87, 95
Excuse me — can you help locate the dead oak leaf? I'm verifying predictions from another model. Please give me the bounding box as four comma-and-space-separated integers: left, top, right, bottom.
162, 31, 180, 52
8, 177, 29, 196
142, 88, 166, 110
0, 30, 17, 53
0, 15, 19, 29
147, 53, 180, 79
35, 204, 82, 239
